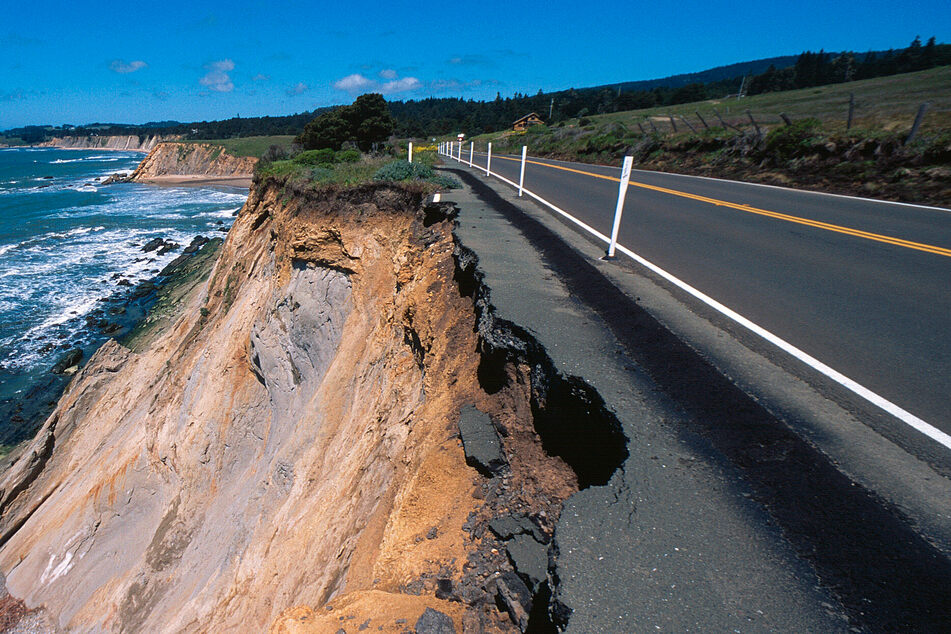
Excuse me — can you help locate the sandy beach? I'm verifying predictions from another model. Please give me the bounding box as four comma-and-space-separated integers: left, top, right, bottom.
136, 174, 254, 189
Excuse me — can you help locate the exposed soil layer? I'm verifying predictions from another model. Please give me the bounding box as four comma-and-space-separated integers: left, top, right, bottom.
0, 176, 629, 632
129, 142, 257, 182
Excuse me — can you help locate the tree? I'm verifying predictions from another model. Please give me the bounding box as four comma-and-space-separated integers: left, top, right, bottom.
297, 93, 395, 151
347, 94, 395, 150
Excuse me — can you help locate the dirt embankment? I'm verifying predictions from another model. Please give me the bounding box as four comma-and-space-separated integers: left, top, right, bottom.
44, 135, 179, 152
0, 176, 625, 632
129, 142, 257, 185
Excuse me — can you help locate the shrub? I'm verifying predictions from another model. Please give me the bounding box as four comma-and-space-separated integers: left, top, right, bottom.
294, 149, 335, 165
428, 175, 461, 189
578, 117, 591, 127
310, 167, 334, 181
262, 144, 289, 162
763, 118, 824, 162
335, 149, 361, 163
372, 160, 434, 182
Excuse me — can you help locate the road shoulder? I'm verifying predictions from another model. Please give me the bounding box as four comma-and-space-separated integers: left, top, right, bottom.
441, 162, 951, 631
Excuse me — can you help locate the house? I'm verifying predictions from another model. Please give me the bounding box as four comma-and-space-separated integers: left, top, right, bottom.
513, 113, 544, 131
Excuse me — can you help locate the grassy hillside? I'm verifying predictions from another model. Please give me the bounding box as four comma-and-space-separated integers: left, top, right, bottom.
183, 135, 295, 158
453, 67, 950, 206
592, 65, 951, 134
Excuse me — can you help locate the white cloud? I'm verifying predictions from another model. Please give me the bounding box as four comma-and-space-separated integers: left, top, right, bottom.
333, 73, 375, 94
286, 81, 309, 96
252, 73, 270, 81
381, 77, 421, 93
333, 71, 421, 96
200, 59, 235, 92
110, 59, 147, 74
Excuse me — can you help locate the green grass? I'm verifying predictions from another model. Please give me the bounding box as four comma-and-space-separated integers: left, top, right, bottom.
456, 66, 951, 153
183, 135, 295, 158
591, 66, 951, 134
257, 155, 391, 184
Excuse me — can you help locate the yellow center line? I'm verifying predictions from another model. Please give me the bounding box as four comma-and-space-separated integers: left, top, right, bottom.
487, 154, 951, 258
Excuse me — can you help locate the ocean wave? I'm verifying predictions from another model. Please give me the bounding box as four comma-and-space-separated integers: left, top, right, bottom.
0, 156, 246, 374
207, 206, 242, 218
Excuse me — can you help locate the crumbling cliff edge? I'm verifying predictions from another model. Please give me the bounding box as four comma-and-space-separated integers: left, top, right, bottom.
0, 176, 627, 632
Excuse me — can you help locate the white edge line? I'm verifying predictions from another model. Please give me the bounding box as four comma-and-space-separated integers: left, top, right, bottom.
446, 151, 951, 451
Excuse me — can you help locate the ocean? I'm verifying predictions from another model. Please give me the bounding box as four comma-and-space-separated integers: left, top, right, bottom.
0, 147, 247, 443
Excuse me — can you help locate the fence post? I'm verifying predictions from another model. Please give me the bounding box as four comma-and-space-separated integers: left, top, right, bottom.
680, 115, 697, 134
905, 103, 929, 145
607, 156, 634, 259
713, 109, 739, 131
648, 119, 658, 134
746, 110, 762, 136
696, 111, 710, 130
486, 142, 492, 176
518, 145, 527, 196
847, 93, 855, 131
637, 122, 646, 134
669, 115, 678, 133
408, 142, 413, 163
780, 112, 793, 126
469, 142, 474, 167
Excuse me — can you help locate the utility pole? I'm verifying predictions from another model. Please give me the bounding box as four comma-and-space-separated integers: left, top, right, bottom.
549, 98, 554, 120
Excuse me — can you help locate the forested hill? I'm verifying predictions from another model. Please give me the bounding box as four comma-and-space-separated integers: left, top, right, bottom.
3, 38, 948, 144
613, 55, 800, 93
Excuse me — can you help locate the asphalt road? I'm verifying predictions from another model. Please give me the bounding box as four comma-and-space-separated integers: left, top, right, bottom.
453, 150, 951, 438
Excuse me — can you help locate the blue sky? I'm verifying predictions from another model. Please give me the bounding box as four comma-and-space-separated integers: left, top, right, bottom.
1, 0, 948, 129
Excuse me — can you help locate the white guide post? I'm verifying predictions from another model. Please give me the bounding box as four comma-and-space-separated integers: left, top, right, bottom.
469, 142, 474, 167
607, 156, 634, 258
408, 142, 413, 163
486, 142, 492, 176
518, 145, 528, 196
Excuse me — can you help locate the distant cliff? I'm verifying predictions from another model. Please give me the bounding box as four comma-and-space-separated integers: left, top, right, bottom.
44, 135, 178, 152
129, 142, 257, 182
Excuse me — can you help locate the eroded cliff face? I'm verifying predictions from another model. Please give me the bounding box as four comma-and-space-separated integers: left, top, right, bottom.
129, 142, 256, 181
44, 135, 178, 152
0, 178, 617, 632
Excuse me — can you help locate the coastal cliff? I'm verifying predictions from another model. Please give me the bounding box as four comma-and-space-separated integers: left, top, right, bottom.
44, 135, 178, 152
0, 176, 623, 631
129, 142, 257, 183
